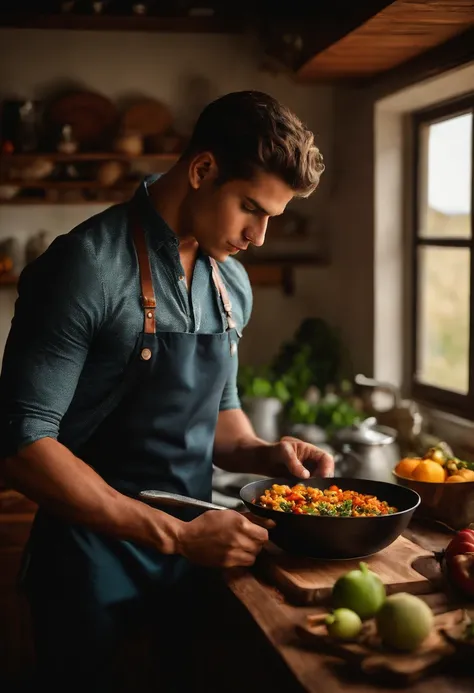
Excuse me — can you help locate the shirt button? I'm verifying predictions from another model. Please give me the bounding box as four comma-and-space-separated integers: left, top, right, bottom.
141, 348, 152, 361
178, 275, 185, 281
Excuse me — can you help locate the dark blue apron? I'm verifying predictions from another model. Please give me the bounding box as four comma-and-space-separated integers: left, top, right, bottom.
23, 208, 240, 690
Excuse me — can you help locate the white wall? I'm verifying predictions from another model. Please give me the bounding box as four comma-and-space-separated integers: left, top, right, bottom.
374, 62, 474, 448
329, 58, 474, 446
0, 28, 338, 367
325, 88, 376, 377
330, 60, 474, 385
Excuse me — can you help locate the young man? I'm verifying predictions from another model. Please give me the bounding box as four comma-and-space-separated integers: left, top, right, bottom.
0, 91, 332, 690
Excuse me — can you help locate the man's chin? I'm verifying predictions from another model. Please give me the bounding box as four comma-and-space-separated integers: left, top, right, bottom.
208, 248, 233, 262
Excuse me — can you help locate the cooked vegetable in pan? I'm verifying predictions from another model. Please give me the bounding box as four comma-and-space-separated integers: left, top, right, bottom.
256, 483, 398, 516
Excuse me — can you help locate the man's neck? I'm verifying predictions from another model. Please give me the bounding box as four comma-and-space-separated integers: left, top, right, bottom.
148, 169, 199, 289
147, 166, 194, 244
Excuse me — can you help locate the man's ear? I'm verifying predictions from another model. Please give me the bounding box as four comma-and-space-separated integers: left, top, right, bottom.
189, 152, 217, 189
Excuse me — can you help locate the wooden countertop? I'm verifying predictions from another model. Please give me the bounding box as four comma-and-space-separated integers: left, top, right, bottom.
223, 522, 473, 693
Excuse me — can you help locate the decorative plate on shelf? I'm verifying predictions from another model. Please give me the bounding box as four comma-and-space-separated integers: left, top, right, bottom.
121, 99, 173, 137
47, 91, 118, 149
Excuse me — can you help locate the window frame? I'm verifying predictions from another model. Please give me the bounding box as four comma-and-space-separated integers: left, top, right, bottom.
411, 94, 474, 419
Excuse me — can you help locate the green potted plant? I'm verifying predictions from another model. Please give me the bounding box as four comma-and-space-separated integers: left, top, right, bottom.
285, 383, 366, 444
238, 318, 363, 444
237, 365, 291, 442
271, 318, 344, 398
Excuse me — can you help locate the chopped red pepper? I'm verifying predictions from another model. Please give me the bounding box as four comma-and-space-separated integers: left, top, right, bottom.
286, 493, 303, 502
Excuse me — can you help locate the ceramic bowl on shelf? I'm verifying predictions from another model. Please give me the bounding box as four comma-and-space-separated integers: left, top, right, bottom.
113, 131, 143, 157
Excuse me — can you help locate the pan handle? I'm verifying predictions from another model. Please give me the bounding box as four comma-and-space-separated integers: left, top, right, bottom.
139, 490, 227, 512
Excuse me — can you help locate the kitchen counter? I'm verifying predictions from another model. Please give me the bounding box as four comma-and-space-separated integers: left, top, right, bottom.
209, 522, 473, 693
1, 503, 472, 692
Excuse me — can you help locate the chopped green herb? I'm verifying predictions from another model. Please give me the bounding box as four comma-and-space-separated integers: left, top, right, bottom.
335, 499, 353, 516
317, 502, 337, 516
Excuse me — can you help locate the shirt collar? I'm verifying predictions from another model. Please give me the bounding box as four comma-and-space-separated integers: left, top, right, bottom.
130, 175, 179, 250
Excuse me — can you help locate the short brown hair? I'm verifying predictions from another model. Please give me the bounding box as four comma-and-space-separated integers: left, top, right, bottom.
183, 91, 324, 197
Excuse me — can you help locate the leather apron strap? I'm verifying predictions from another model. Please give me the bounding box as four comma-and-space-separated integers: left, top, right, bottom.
131, 213, 235, 333
132, 215, 157, 335
209, 257, 237, 331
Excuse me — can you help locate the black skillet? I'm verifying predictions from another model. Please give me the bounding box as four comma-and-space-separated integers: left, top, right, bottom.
140, 476, 421, 560
239, 476, 421, 559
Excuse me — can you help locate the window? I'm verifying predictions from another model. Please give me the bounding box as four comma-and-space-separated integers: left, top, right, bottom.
412, 96, 474, 418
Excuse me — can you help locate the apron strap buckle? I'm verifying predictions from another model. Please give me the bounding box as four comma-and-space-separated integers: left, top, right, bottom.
142, 296, 157, 309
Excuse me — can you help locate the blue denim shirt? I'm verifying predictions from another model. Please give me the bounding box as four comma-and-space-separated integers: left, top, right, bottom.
0, 177, 252, 458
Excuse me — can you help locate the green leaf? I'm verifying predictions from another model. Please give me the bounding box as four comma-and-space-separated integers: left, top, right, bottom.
252, 377, 273, 398
273, 380, 291, 403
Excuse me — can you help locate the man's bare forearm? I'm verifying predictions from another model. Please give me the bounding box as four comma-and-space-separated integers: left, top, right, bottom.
1, 437, 183, 554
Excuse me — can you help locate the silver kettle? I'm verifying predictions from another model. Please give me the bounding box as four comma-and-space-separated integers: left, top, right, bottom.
331, 417, 400, 484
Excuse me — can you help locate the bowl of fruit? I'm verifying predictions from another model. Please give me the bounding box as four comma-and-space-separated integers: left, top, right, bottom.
393, 442, 474, 530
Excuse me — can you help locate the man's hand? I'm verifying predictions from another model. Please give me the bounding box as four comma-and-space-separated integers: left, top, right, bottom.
176, 509, 271, 568
269, 436, 334, 480
214, 409, 335, 481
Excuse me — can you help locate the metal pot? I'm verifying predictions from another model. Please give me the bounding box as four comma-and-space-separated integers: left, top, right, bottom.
285, 423, 327, 446
242, 396, 282, 443
331, 417, 400, 484
354, 373, 423, 457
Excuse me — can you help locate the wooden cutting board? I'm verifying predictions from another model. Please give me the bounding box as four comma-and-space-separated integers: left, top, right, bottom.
258, 535, 442, 606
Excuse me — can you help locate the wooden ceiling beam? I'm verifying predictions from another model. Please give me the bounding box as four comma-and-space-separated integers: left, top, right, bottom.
295, 0, 474, 82
368, 25, 474, 95
256, 2, 396, 72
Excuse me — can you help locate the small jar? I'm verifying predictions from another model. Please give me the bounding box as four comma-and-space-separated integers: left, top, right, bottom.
57, 124, 78, 154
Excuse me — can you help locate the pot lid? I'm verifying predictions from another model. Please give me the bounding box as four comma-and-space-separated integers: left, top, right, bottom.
333, 417, 396, 446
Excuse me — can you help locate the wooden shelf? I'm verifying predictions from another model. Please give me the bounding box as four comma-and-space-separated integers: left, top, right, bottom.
2, 180, 138, 189
245, 259, 327, 295
0, 153, 180, 163
0, 260, 327, 294
0, 190, 138, 204
0, 274, 18, 286
0, 146, 326, 292
0, 198, 125, 205
0, 13, 245, 34
0, 152, 179, 205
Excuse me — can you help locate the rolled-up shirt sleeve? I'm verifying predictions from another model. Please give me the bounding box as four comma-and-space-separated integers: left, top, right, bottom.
218, 346, 241, 411
0, 231, 104, 458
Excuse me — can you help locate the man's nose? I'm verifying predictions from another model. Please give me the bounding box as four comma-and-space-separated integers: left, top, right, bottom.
245, 218, 268, 248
